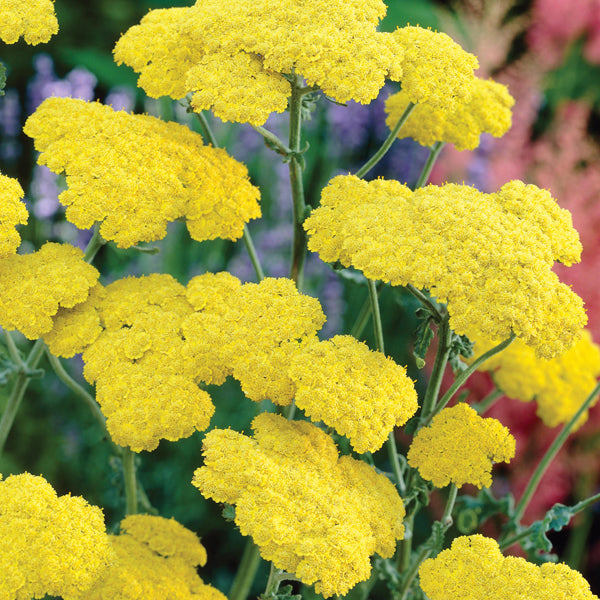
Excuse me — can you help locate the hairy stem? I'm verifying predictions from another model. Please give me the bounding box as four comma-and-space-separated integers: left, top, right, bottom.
229, 540, 263, 600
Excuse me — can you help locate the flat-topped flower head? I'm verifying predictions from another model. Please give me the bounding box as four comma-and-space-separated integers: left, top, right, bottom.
407, 403, 515, 488
0, 473, 113, 600
0, 173, 28, 257
0, 243, 99, 339
0, 0, 58, 45
85, 515, 227, 600
193, 413, 405, 597
419, 535, 599, 600
24, 97, 260, 248
304, 175, 586, 358
468, 330, 600, 428
385, 78, 514, 150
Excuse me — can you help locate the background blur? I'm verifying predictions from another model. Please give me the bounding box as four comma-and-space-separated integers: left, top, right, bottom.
1, 0, 600, 596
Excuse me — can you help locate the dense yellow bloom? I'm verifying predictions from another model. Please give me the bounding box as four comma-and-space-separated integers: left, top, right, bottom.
419, 535, 598, 600
24, 97, 260, 248
0, 173, 28, 257
0, 473, 113, 600
407, 403, 515, 488
469, 330, 600, 428
84, 515, 226, 600
0, 243, 99, 339
385, 78, 514, 150
0, 0, 58, 45
304, 175, 585, 358
193, 413, 405, 597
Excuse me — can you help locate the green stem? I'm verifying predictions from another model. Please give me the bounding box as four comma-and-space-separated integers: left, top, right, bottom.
442, 484, 459, 525
288, 74, 307, 290
229, 540, 263, 600
0, 338, 46, 458
252, 124, 292, 155
414, 141, 445, 189
349, 294, 372, 339
84, 222, 106, 263
424, 333, 516, 427
355, 102, 416, 179
513, 380, 600, 522
196, 111, 218, 147
405, 284, 444, 323
122, 447, 138, 515
367, 278, 385, 354
4, 330, 26, 369
263, 563, 281, 597
243, 225, 265, 281
387, 431, 406, 495
471, 388, 503, 415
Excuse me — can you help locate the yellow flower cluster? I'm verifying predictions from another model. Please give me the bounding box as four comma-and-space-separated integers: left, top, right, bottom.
0, 0, 58, 45
304, 175, 585, 358
385, 78, 514, 150
0, 173, 28, 257
0, 473, 113, 600
468, 330, 600, 428
407, 403, 515, 488
85, 515, 226, 600
23, 97, 261, 248
193, 413, 405, 597
0, 243, 99, 339
419, 535, 599, 600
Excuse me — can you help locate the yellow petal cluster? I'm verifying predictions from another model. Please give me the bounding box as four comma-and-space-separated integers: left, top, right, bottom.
85, 515, 225, 600
0, 0, 58, 45
193, 413, 405, 597
0, 473, 113, 600
468, 330, 600, 429
419, 535, 599, 600
23, 97, 261, 248
0, 243, 99, 339
0, 173, 28, 257
385, 78, 514, 150
304, 175, 585, 358
407, 403, 515, 488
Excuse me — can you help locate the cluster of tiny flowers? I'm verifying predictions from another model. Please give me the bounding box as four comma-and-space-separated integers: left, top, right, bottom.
0, 173, 28, 257
468, 330, 600, 428
385, 77, 514, 150
304, 175, 585, 358
24, 97, 261, 248
407, 403, 515, 488
0, 242, 99, 339
419, 535, 599, 600
192, 413, 405, 597
0, 0, 58, 45
84, 515, 227, 600
0, 473, 113, 600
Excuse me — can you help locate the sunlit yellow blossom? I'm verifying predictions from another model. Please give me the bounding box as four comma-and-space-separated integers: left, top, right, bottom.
0, 0, 58, 45
385, 78, 514, 150
0, 473, 113, 600
304, 175, 585, 358
407, 403, 515, 488
468, 330, 600, 428
193, 413, 405, 597
0, 242, 99, 339
24, 97, 261, 248
114, 0, 406, 125
419, 535, 598, 600
0, 173, 28, 257
84, 515, 226, 600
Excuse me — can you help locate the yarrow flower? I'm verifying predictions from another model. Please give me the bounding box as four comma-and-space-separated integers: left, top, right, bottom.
468, 330, 600, 428
407, 403, 515, 488
0, 173, 28, 257
84, 515, 227, 600
192, 413, 405, 597
0, 0, 58, 45
385, 78, 514, 150
0, 242, 99, 339
0, 473, 113, 600
24, 97, 261, 248
419, 535, 599, 600
304, 175, 586, 358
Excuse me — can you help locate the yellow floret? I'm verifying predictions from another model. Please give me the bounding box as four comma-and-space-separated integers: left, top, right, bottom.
0, 0, 58, 45
0, 172, 28, 257
24, 97, 261, 248
419, 535, 599, 600
0, 242, 99, 339
407, 403, 515, 488
0, 473, 113, 600
192, 413, 405, 597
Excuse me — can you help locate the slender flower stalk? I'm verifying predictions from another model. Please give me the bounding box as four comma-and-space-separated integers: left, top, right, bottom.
472, 388, 503, 415
405, 284, 444, 323
414, 141, 445, 189
122, 446, 138, 515
252, 124, 292, 155
229, 541, 263, 600
83, 222, 106, 263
